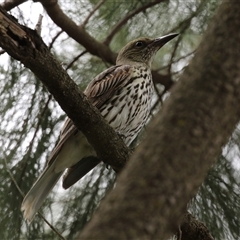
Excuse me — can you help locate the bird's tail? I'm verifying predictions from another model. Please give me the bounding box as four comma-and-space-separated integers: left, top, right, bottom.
63, 156, 101, 189
21, 163, 63, 222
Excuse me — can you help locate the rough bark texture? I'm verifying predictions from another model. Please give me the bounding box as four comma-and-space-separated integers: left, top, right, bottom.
75, 2, 240, 239
0, 7, 130, 172
179, 212, 214, 240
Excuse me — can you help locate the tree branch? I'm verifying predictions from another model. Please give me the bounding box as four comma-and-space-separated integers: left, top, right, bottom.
0, 0, 27, 11
0, 6, 130, 172
39, 0, 117, 64
82, 0, 106, 28
179, 212, 214, 240
152, 70, 174, 89
103, 0, 167, 46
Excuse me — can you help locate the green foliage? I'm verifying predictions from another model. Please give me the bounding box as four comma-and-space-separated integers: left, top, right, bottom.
191, 127, 240, 240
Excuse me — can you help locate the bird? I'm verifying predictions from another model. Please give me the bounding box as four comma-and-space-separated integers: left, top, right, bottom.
21, 33, 178, 222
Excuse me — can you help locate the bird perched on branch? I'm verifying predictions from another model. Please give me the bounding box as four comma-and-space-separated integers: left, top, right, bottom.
21, 33, 178, 222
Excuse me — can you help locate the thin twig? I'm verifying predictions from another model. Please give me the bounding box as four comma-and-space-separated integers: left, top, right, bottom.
17, 90, 52, 188
150, 85, 168, 117
170, 0, 206, 33
166, 0, 202, 74
156, 50, 195, 72
82, 0, 106, 28
66, 50, 88, 70
25, 94, 52, 157
37, 212, 66, 240
4, 156, 25, 197
4, 153, 66, 240
168, 35, 181, 75
48, 30, 64, 49
154, 83, 164, 106
103, 0, 166, 45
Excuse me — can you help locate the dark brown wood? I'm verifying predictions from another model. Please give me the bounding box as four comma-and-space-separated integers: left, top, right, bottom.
179, 212, 214, 240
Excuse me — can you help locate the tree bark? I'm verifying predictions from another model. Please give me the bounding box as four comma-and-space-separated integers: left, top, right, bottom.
179, 212, 214, 240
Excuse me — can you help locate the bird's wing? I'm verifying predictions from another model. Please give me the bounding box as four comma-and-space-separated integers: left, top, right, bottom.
47, 65, 131, 165
84, 65, 131, 109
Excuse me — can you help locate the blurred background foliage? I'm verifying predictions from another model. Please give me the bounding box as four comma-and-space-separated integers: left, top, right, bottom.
1, 0, 239, 239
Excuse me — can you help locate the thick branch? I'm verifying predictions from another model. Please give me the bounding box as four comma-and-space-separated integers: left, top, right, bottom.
0, 0, 27, 11
76, 2, 240, 239
179, 212, 214, 240
0, 6, 130, 171
39, 0, 117, 64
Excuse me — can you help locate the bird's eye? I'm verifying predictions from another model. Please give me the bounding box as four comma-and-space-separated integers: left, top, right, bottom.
135, 41, 145, 47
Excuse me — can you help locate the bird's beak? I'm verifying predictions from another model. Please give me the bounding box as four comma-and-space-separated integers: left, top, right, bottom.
152, 33, 179, 48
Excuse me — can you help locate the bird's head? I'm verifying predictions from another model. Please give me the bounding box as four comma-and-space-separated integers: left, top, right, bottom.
116, 33, 179, 67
